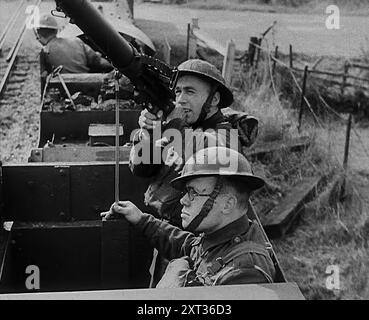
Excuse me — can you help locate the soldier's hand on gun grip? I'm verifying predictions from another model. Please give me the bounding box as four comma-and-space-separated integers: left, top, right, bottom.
100, 201, 143, 224
138, 108, 163, 130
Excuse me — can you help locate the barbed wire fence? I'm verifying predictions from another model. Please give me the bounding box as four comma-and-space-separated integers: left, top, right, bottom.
263, 35, 369, 208
185, 17, 369, 212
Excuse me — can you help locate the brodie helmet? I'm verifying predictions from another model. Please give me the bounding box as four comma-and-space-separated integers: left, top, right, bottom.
171, 146, 264, 191
170, 146, 264, 232
35, 14, 59, 30
175, 59, 234, 108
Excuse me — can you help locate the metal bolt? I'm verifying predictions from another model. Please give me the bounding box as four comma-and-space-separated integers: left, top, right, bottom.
27, 181, 35, 188
233, 236, 241, 243
59, 169, 66, 176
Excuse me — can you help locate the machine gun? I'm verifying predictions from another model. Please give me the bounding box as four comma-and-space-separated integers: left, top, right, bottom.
53, 0, 176, 117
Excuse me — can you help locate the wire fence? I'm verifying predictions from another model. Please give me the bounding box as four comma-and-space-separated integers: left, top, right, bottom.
186, 17, 369, 208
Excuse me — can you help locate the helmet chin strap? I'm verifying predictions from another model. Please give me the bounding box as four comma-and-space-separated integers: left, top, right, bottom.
33, 28, 42, 43
185, 177, 223, 233
191, 84, 219, 129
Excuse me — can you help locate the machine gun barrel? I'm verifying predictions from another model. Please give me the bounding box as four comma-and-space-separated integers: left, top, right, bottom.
54, 0, 175, 116
55, 0, 140, 79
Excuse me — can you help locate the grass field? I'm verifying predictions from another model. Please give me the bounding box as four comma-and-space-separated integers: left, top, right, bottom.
234, 61, 369, 299
197, 41, 369, 299
177, 0, 369, 15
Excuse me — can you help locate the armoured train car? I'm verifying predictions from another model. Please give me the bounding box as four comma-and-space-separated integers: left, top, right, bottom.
0, 0, 156, 295
0, 0, 305, 299
0, 161, 303, 298
31, 0, 156, 163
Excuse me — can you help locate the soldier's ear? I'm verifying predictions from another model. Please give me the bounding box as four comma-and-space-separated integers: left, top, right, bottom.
211, 91, 220, 107
221, 193, 237, 215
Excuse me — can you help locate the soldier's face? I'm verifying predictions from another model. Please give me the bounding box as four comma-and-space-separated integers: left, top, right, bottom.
174, 75, 212, 125
36, 33, 48, 46
180, 176, 222, 233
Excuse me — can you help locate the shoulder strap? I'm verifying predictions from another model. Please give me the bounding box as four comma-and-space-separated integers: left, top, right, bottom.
223, 241, 269, 264
207, 240, 269, 275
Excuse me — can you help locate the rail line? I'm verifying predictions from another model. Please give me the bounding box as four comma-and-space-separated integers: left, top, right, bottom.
0, 0, 40, 101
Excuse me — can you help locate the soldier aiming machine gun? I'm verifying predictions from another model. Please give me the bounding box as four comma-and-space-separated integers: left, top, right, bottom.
54, 0, 176, 117
52, 0, 260, 150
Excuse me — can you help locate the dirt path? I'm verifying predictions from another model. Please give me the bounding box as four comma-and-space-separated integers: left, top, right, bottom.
135, 3, 369, 57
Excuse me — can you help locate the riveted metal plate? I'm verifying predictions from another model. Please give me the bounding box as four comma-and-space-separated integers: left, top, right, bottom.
2, 164, 71, 222
39, 110, 140, 147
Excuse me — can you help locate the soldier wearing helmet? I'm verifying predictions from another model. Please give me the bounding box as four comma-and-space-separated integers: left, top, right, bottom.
34, 14, 112, 90
137, 59, 233, 130
130, 59, 256, 227
103, 147, 275, 287
129, 59, 258, 286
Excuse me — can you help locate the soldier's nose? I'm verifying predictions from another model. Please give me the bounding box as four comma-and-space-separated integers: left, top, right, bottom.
180, 194, 190, 206
176, 92, 187, 104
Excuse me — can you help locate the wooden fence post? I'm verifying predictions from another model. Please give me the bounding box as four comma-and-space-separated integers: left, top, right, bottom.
289, 44, 293, 69
254, 37, 262, 69
248, 37, 258, 66
186, 23, 191, 60
126, 0, 134, 20
298, 65, 309, 132
340, 113, 353, 200
272, 45, 278, 75
186, 19, 198, 59
222, 39, 235, 86
342, 113, 352, 171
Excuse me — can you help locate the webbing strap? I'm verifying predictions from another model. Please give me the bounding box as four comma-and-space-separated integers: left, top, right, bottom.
191, 83, 219, 129
185, 177, 223, 233
207, 241, 269, 275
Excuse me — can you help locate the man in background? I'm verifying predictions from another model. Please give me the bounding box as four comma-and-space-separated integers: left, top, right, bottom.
34, 14, 112, 91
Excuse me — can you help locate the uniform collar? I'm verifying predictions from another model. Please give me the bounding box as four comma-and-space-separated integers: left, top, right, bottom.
193, 109, 225, 131
202, 215, 250, 253
42, 36, 57, 52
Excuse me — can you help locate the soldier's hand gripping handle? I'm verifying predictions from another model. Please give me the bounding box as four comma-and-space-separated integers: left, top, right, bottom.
100, 201, 143, 224
138, 109, 163, 131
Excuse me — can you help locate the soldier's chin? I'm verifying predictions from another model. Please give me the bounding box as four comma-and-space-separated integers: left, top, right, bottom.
184, 114, 192, 126
181, 219, 188, 229
181, 216, 190, 229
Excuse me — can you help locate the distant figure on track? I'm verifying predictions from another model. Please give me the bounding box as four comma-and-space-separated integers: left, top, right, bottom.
34, 14, 113, 90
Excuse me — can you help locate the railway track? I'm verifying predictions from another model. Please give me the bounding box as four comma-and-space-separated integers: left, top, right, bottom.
0, 0, 40, 102
0, 1, 42, 164
0, 57, 31, 106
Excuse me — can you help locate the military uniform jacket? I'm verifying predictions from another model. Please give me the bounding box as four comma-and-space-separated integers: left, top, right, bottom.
136, 213, 276, 287
40, 37, 108, 74
129, 110, 241, 227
